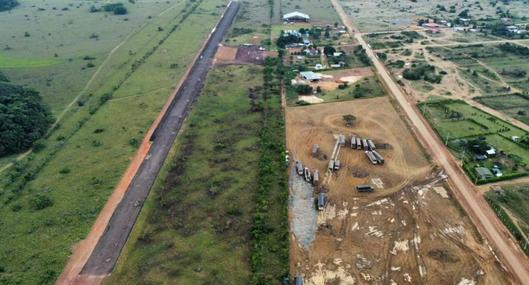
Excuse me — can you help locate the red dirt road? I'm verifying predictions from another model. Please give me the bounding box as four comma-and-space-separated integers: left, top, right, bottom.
331, 0, 529, 283
56, 3, 237, 284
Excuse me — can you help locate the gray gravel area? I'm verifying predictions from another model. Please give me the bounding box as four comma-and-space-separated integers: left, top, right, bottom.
289, 166, 318, 248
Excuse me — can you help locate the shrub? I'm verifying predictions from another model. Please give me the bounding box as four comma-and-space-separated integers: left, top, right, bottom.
294, 84, 312, 95
30, 194, 54, 210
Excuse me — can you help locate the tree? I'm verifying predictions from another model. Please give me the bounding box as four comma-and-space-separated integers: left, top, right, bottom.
323, 45, 336, 56
343, 114, 356, 127
0, 79, 53, 156
0, 0, 18, 11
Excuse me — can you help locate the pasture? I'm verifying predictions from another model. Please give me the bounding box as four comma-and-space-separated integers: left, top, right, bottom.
107, 64, 263, 285
420, 100, 529, 183
0, 0, 226, 283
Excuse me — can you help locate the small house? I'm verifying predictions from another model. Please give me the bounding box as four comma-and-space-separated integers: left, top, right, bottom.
475, 167, 493, 180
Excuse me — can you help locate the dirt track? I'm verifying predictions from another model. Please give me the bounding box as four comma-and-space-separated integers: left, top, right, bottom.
57, 1, 240, 282
331, 0, 529, 283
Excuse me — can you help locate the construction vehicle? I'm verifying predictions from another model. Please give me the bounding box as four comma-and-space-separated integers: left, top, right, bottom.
313, 170, 320, 186
334, 160, 341, 171
296, 160, 304, 175
304, 167, 312, 182
317, 192, 327, 211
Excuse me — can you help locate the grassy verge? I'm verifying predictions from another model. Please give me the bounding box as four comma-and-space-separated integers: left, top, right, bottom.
0, 0, 225, 283
486, 187, 529, 255
107, 64, 264, 284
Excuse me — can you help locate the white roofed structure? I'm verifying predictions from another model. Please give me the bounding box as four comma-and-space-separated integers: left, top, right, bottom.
283, 11, 310, 22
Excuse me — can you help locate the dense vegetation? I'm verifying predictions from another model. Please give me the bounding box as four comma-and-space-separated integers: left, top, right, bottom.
0, 0, 18, 11
89, 2, 128, 15
403, 63, 443, 83
276, 31, 302, 48
250, 57, 289, 284
0, 75, 53, 156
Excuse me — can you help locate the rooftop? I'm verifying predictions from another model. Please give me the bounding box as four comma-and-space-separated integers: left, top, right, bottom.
283, 11, 310, 20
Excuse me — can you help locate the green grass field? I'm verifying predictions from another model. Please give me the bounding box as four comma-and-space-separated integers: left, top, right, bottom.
0, 0, 194, 114
420, 100, 529, 183
0, 0, 228, 283
106, 64, 263, 285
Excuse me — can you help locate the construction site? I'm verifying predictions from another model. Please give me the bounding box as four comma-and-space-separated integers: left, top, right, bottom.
287, 97, 512, 284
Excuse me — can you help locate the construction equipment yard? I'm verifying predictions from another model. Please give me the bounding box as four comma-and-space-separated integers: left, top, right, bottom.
286, 98, 513, 284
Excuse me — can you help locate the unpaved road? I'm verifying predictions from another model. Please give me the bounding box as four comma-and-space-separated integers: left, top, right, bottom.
74, 1, 239, 278
331, 0, 529, 283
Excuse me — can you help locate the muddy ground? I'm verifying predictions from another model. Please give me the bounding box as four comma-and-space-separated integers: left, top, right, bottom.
286, 98, 512, 284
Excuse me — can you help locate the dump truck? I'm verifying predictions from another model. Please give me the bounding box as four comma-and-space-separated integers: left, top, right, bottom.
328, 159, 335, 171
296, 160, 304, 175
313, 170, 320, 186
365, 151, 378, 165
351, 135, 357, 149
334, 160, 341, 171
304, 167, 312, 182
356, 184, 374, 192
311, 144, 320, 157
372, 150, 384, 164
367, 139, 376, 150
317, 192, 327, 211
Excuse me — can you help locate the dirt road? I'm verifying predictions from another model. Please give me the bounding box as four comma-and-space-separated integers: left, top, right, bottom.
58, 2, 240, 283
330, 0, 529, 283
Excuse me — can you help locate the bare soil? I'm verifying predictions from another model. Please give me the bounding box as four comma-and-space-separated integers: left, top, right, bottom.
286, 98, 512, 284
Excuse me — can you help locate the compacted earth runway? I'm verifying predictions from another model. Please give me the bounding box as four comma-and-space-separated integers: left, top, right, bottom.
79, 1, 240, 277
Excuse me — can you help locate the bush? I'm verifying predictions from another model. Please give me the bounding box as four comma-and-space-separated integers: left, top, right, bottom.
294, 84, 312, 95
30, 194, 54, 210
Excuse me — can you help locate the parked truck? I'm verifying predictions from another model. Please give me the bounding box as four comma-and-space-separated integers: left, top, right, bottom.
372, 150, 384, 164
351, 135, 357, 149
356, 184, 374, 192
365, 151, 378, 165
304, 167, 312, 182
317, 192, 327, 211
367, 139, 376, 150
334, 160, 341, 171
313, 170, 320, 186
328, 159, 335, 171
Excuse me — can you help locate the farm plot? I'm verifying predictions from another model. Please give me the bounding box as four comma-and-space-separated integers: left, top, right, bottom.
286, 97, 511, 284
106, 65, 263, 285
427, 43, 529, 96
477, 94, 529, 126
420, 100, 529, 183
0, 0, 227, 284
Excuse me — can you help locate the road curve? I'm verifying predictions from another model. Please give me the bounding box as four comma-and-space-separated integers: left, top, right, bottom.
330, 0, 529, 283
79, 1, 240, 276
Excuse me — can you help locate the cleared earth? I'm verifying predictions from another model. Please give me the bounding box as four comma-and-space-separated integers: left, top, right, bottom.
286, 98, 512, 284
